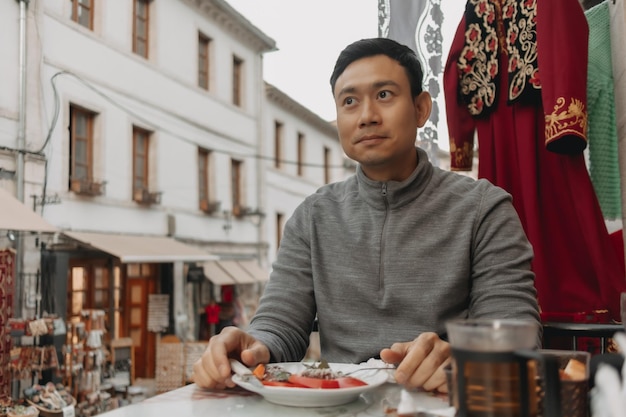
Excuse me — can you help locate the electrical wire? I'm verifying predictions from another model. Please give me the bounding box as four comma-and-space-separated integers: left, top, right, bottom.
40, 70, 348, 168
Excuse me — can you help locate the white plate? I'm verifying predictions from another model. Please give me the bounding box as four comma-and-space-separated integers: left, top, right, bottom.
232, 362, 390, 407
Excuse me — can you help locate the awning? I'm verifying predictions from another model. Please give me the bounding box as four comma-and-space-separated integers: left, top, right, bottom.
0, 187, 57, 232
63, 231, 217, 263
218, 260, 257, 284
203, 260, 269, 285
239, 260, 269, 282
203, 261, 237, 285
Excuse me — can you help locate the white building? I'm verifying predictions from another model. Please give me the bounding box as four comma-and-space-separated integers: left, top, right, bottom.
263, 83, 349, 263
0, 0, 347, 379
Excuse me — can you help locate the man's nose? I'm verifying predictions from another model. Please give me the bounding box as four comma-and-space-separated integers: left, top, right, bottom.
358, 100, 380, 127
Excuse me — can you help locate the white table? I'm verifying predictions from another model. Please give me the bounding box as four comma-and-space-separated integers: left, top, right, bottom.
96, 382, 451, 417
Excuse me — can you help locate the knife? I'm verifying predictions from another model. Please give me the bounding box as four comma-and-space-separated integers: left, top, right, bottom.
229, 358, 264, 388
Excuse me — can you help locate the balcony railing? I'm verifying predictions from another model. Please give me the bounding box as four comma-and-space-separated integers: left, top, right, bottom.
133, 188, 162, 205
232, 205, 264, 220
70, 178, 106, 196
200, 200, 221, 214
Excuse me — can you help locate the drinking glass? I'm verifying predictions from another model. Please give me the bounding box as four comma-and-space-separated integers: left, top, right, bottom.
446, 319, 561, 417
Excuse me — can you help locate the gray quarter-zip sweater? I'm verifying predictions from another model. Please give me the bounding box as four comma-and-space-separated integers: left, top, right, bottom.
248, 147, 540, 363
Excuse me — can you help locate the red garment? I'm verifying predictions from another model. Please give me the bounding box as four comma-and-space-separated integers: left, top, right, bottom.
221, 285, 234, 303
610, 230, 625, 272
444, 0, 626, 320
205, 303, 220, 325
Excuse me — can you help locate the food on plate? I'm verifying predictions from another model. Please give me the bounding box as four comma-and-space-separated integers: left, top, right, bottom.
250, 361, 368, 389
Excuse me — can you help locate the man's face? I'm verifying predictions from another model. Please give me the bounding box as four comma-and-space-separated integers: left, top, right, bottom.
333, 54, 430, 182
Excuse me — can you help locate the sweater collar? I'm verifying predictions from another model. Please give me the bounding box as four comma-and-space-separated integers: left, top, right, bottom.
356, 147, 434, 209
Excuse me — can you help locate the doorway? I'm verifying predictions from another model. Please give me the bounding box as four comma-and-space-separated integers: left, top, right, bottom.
125, 263, 157, 379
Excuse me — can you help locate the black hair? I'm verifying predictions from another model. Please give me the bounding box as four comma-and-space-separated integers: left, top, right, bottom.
330, 38, 424, 99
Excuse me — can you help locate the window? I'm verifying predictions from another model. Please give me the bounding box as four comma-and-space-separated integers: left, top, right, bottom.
126, 263, 152, 278
231, 159, 243, 214
198, 33, 211, 90
274, 121, 283, 169
69, 105, 105, 195
133, 0, 150, 58
232, 56, 243, 107
297, 132, 305, 176
69, 105, 95, 188
68, 266, 88, 323
324, 146, 331, 184
93, 267, 109, 311
68, 261, 121, 337
198, 148, 216, 212
70, 0, 93, 30
132, 127, 160, 205
132, 126, 150, 200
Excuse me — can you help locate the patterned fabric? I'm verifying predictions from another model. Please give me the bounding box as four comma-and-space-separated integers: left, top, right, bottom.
458, 0, 541, 116
610, 0, 626, 263
380, 0, 444, 164
452, 0, 587, 158
0, 250, 14, 405
444, 0, 626, 321
586, 1, 621, 220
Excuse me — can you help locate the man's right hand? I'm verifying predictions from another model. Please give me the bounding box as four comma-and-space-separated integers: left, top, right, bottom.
191, 326, 271, 389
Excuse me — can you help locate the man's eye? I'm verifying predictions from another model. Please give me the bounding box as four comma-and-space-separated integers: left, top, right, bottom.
344, 97, 354, 105
378, 91, 389, 99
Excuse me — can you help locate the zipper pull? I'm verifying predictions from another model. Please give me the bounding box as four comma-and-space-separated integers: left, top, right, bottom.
381, 183, 387, 197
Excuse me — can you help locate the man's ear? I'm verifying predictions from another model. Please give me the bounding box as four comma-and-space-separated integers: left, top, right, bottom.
414, 91, 432, 128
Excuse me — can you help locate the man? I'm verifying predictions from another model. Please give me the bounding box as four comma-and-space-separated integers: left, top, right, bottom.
192, 38, 540, 392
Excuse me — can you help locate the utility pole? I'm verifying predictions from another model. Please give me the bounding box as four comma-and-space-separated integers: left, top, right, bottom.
16, 0, 28, 201
15, 0, 30, 316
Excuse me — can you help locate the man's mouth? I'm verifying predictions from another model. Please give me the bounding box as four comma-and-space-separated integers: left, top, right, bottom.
356, 135, 385, 144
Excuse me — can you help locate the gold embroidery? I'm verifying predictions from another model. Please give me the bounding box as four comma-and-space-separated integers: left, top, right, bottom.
493, 0, 507, 53
450, 141, 474, 169
544, 97, 588, 144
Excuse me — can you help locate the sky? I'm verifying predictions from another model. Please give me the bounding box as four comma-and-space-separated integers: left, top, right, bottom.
225, 0, 465, 148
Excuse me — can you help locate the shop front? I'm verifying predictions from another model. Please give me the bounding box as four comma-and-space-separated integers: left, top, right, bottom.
40, 231, 216, 382
0, 187, 58, 410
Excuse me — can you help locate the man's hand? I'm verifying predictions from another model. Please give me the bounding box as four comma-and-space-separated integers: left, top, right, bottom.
380, 332, 451, 392
191, 326, 270, 389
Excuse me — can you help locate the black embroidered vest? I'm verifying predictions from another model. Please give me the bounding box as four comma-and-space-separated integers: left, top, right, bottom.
457, 0, 541, 116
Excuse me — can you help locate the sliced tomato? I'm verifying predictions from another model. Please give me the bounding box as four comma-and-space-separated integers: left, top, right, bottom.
336, 377, 367, 388
261, 380, 306, 388
287, 375, 340, 389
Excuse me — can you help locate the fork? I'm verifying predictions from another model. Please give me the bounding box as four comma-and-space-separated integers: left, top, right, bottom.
336, 366, 396, 376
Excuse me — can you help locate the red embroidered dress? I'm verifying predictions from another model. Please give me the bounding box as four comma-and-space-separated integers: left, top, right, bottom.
444, 0, 626, 320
